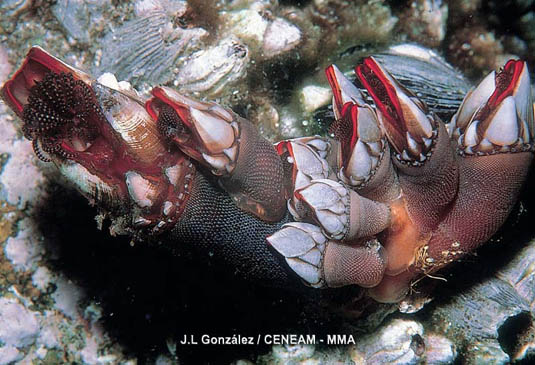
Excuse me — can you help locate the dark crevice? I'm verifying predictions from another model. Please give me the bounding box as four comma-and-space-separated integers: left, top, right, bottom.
248, 57, 314, 105
498, 312, 532, 358
279, 0, 312, 7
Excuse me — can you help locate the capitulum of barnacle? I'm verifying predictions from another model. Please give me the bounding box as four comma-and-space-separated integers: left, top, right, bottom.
1, 46, 533, 304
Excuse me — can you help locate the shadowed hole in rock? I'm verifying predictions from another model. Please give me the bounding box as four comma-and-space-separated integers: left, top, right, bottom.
279, 0, 312, 7
498, 311, 533, 359
249, 57, 311, 105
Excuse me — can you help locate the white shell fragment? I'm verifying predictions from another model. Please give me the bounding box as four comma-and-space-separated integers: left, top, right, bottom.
162, 201, 173, 216
299, 181, 345, 211
96, 73, 120, 91
164, 164, 183, 188
262, 17, 301, 58
463, 120, 479, 147
299, 85, 332, 114
225, 8, 269, 46
358, 107, 383, 142
125, 171, 159, 208
302, 137, 330, 154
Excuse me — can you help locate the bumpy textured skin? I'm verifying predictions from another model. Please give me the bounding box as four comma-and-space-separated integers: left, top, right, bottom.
221, 117, 286, 221
323, 241, 385, 288
427, 153, 532, 261
394, 123, 458, 232
171, 172, 297, 288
